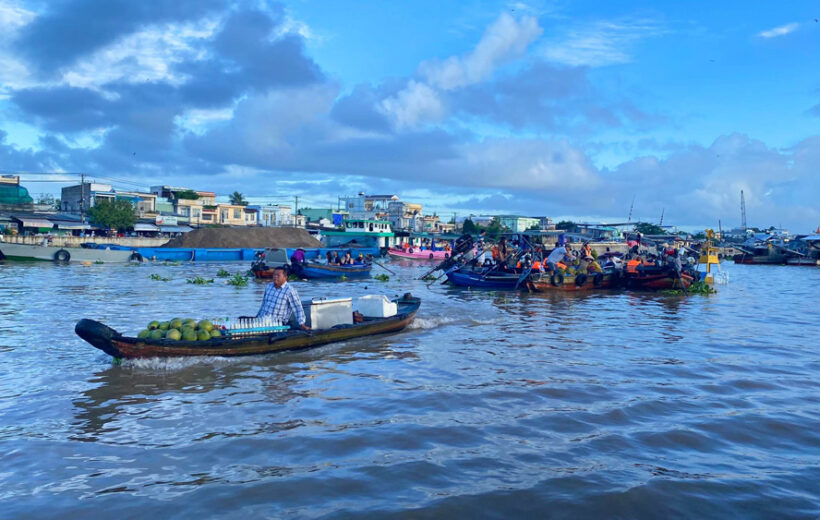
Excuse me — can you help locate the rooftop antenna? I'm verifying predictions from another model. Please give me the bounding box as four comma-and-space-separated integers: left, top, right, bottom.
740, 190, 747, 232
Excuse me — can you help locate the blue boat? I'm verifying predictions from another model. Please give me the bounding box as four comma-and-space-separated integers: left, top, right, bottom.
292, 262, 372, 279
445, 267, 521, 289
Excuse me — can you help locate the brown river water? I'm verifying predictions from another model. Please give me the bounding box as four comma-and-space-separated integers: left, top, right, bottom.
0, 259, 818, 518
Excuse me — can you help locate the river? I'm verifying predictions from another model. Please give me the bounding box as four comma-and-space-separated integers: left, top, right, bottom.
0, 260, 818, 518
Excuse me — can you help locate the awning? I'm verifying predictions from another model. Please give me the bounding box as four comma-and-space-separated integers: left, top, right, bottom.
54, 222, 93, 230
134, 223, 160, 232
158, 225, 193, 233
19, 218, 54, 228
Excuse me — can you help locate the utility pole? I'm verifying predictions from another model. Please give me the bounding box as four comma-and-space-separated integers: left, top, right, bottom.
740, 190, 747, 232
294, 196, 299, 215
80, 173, 86, 224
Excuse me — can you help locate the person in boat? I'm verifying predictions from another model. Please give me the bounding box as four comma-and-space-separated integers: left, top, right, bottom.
546, 243, 571, 273
498, 237, 509, 266
291, 248, 306, 266
353, 253, 365, 265
582, 242, 592, 258
331, 251, 341, 265
256, 266, 310, 331
340, 252, 353, 265
325, 251, 333, 264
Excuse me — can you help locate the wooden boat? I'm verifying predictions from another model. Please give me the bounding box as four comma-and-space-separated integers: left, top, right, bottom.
388, 247, 451, 261
291, 261, 371, 279
0, 242, 140, 263
621, 265, 695, 290
75, 295, 420, 359
528, 268, 620, 292
445, 267, 521, 289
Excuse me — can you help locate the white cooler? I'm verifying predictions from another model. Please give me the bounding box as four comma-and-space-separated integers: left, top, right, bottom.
310, 297, 353, 329
355, 295, 398, 318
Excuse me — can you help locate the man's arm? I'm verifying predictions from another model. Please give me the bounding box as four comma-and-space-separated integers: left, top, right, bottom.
288, 287, 308, 328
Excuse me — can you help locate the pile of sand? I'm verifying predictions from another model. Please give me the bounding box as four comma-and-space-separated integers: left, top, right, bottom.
163, 227, 323, 249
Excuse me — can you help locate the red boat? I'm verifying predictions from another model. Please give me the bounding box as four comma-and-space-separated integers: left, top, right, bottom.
622, 265, 695, 290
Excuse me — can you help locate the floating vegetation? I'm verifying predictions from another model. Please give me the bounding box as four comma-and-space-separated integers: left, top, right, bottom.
94, 260, 105, 264
216, 268, 231, 278
374, 274, 390, 282
662, 281, 717, 296
150, 273, 171, 282
288, 274, 301, 281
421, 274, 437, 281
162, 261, 182, 266
186, 277, 214, 285
339, 275, 348, 281
226, 273, 248, 287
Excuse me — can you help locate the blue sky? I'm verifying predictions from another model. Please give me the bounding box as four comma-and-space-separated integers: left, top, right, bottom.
0, 0, 818, 231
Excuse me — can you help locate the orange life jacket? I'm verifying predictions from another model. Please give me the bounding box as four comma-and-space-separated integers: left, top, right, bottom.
627, 260, 641, 273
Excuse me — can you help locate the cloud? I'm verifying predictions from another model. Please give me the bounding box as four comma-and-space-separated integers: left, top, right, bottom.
13, 0, 227, 77
542, 18, 665, 67
378, 81, 445, 130
419, 13, 542, 90
757, 23, 799, 39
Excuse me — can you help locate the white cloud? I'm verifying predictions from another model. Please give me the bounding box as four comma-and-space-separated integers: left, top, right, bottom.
0, 1, 35, 89
419, 13, 542, 90
378, 81, 445, 130
542, 18, 665, 67
61, 19, 221, 89
757, 23, 799, 39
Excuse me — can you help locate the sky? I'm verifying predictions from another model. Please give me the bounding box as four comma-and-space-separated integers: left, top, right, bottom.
0, 0, 818, 231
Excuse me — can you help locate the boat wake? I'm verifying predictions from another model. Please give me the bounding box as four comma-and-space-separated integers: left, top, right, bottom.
408, 316, 458, 330
122, 355, 247, 371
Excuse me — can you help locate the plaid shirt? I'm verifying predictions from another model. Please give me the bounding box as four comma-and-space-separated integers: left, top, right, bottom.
256, 282, 306, 325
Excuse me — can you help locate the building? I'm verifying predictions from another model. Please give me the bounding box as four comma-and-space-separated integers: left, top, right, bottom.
0, 175, 34, 207
498, 215, 541, 233
61, 182, 156, 216
217, 204, 256, 226
387, 201, 423, 231
339, 193, 399, 219
254, 204, 294, 227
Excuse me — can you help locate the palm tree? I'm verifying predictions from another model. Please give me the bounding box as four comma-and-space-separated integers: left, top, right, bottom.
229, 191, 247, 206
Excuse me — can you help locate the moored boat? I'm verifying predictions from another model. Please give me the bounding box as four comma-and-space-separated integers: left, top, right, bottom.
290, 261, 371, 279
75, 294, 420, 358
388, 247, 451, 261
445, 267, 521, 289
0, 242, 140, 263
621, 265, 695, 290
528, 268, 620, 292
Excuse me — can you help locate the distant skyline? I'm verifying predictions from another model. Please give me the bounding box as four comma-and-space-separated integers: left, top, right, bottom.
1, 0, 818, 231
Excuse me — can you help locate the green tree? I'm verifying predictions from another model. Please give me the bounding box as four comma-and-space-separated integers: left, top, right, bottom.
634, 222, 665, 235
485, 217, 503, 239
229, 191, 247, 206
174, 189, 199, 200
88, 199, 137, 231
462, 218, 478, 234
555, 220, 578, 232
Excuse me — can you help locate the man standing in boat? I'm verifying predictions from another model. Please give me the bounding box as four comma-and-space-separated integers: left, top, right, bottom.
256, 267, 310, 330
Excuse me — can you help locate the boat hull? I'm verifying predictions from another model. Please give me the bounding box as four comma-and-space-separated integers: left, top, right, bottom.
76, 296, 420, 358
622, 268, 695, 290
292, 262, 371, 279
388, 248, 450, 261
529, 270, 619, 292
0, 243, 138, 263
445, 269, 520, 289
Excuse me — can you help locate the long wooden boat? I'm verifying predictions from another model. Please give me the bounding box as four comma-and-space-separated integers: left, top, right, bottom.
528, 268, 620, 292
621, 266, 695, 290
291, 262, 371, 279
445, 267, 521, 289
388, 248, 450, 261
0, 242, 140, 263
75, 295, 420, 359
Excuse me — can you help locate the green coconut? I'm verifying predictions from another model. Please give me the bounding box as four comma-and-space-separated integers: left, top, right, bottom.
197, 330, 212, 341
170, 318, 183, 330
147, 320, 160, 330
166, 329, 182, 341
182, 329, 198, 341
159, 321, 170, 331
197, 320, 214, 332
137, 329, 151, 339
149, 329, 164, 340
183, 319, 197, 328
209, 329, 222, 338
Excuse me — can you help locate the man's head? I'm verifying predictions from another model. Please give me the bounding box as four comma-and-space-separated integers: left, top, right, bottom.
273, 267, 288, 287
